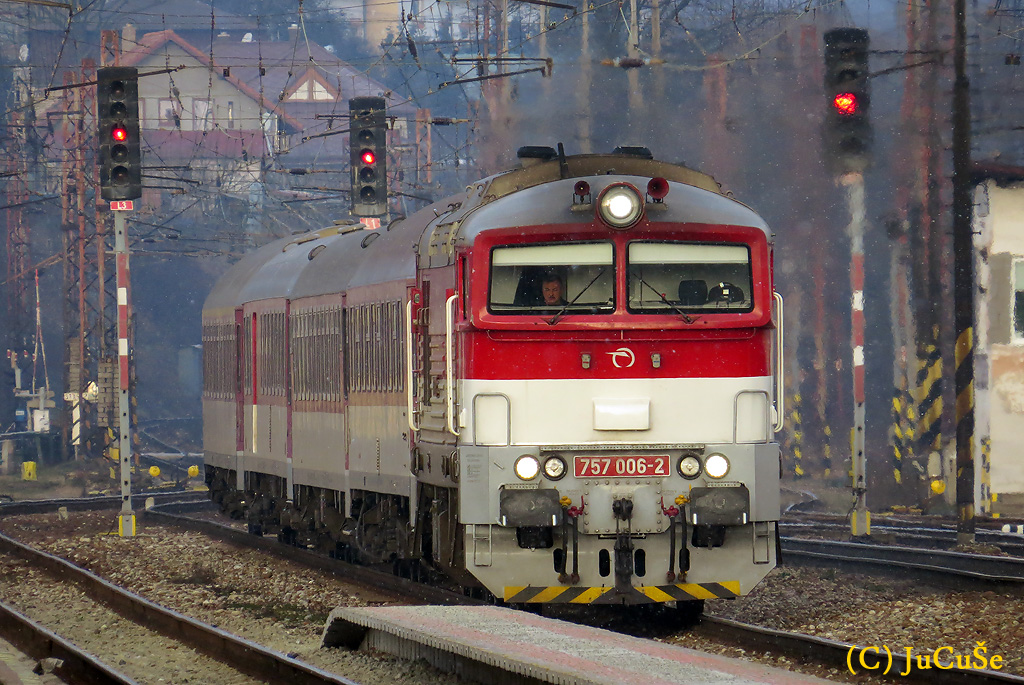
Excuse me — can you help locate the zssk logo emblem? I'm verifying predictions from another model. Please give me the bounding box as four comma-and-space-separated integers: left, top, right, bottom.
607, 347, 636, 368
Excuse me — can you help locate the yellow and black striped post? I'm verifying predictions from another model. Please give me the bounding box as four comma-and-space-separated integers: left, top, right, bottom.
915, 337, 943, 466
891, 389, 905, 485
787, 393, 804, 478
891, 388, 915, 486
951, 0, 975, 544
954, 327, 975, 540
822, 423, 832, 479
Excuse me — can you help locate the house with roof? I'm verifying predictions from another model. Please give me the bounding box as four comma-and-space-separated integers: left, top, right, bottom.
112, 28, 411, 205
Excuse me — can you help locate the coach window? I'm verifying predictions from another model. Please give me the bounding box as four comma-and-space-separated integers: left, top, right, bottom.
488, 242, 614, 314
627, 242, 752, 313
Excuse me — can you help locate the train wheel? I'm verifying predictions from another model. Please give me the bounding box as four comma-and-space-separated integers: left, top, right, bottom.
277, 527, 297, 546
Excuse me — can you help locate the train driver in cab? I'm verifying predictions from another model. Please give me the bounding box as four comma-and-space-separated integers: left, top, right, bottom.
540, 272, 567, 306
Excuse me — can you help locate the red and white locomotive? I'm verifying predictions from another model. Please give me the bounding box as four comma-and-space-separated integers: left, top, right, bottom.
202, 145, 783, 612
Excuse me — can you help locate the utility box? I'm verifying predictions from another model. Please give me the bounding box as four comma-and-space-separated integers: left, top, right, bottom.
32, 409, 50, 433
21, 461, 36, 481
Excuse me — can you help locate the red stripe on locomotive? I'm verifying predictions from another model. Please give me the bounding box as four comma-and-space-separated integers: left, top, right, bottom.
462, 330, 772, 380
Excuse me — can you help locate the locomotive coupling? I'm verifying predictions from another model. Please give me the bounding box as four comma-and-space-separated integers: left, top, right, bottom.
612, 498, 634, 521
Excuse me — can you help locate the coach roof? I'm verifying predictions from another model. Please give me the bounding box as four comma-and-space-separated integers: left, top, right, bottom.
203, 221, 419, 313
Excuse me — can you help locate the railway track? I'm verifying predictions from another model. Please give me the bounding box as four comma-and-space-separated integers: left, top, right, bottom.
781, 520, 1024, 557
3, 494, 1024, 683
152, 501, 1024, 682
0, 489, 208, 516
0, 599, 135, 684
780, 536, 1024, 585
697, 616, 1024, 684
0, 529, 362, 685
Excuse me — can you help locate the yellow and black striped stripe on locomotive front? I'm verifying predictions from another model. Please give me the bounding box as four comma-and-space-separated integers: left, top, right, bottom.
504, 581, 741, 604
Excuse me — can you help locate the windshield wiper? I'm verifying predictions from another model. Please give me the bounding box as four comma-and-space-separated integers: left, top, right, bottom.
547, 268, 607, 325
635, 275, 697, 324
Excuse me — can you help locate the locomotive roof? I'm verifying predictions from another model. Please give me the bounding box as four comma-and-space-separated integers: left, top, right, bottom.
204, 153, 770, 313
415, 153, 769, 267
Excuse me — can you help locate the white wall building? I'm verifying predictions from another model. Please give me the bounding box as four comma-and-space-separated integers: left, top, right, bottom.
974, 164, 1024, 515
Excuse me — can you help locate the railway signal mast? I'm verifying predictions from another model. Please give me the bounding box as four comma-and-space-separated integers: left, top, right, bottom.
97, 66, 141, 538
823, 28, 872, 537
349, 96, 388, 217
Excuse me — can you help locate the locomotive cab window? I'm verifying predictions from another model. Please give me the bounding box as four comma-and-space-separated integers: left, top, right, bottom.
489, 242, 615, 314
627, 242, 753, 313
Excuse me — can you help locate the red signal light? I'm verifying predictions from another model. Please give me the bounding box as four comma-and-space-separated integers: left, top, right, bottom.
832, 92, 858, 116
112, 126, 128, 142
361, 150, 376, 165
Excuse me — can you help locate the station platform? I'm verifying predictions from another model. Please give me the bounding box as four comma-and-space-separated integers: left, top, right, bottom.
322, 605, 831, 684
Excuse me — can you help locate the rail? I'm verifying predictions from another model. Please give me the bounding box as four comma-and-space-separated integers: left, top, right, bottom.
0, 528, 362, 685
0, 600, 136, 684
781, 536, 1024, 584
700, 616, 1024, 684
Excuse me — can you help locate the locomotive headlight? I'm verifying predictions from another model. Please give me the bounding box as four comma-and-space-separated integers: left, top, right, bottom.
597, 184, 643, 229
543, 456, 567, 480
677, 455, 702, 479
514, 455, 540, 480
704, 453, 730, 479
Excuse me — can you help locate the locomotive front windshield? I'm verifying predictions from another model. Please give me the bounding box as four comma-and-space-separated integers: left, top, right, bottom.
627, 242, 753, 313
488, 242, 615, 314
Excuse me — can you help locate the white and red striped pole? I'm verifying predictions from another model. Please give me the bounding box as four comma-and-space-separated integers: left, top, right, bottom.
113, 210, 135, 537
841, 172, 870, 536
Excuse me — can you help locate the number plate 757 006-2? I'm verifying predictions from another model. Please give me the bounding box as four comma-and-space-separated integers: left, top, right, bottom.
573, 455, 670, 478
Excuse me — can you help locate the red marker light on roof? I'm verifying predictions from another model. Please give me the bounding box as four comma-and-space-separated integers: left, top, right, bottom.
647, 177, 669, 200
112, 126, 128, 142
361, 149, 376, 165
833, 92, 858, 116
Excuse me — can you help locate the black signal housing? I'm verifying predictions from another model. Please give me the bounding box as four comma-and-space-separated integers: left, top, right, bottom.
349, 96, 387, 217
823, 28, 871, 175
97, 66, 142, 201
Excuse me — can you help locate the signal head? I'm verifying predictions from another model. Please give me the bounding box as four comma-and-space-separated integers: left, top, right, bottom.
97, 66, 141, 201
348, 95, 388, 217
832, 92, 859, 117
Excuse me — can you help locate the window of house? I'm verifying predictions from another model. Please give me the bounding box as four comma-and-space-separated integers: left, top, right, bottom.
158, 98, 181, 130
193, 99, 212, 130
227, 101, 235, 129
1013, 259, 1024, 340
